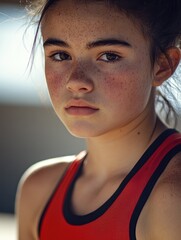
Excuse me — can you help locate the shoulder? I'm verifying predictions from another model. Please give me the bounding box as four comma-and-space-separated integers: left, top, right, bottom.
147, 152, 181, 239
17, 154, 76, 200
16, 154, 77, 240
18, 154, 76, 189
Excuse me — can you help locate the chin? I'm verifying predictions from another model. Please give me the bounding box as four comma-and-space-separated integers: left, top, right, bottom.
67, 128, 97, 139
62, 119, 97, 137
65, 124, 103, 138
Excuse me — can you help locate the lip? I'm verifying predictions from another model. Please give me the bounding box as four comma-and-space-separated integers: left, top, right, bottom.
65, 99, 99, 116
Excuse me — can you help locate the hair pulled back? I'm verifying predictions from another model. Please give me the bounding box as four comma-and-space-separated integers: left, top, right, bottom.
28, 0, 181, 127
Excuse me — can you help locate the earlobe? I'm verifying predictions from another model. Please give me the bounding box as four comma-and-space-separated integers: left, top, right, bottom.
152, 47, 181, 87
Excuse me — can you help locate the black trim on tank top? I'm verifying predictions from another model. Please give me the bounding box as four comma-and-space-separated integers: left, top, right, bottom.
129, 144, 181, 240
38, 157, 79, 235
63, 129, 178, 225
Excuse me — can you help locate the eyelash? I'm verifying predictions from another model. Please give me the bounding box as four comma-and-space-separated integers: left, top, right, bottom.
99, 52, 122, 63
49, 52, 71, 62
49, 51, 122, 63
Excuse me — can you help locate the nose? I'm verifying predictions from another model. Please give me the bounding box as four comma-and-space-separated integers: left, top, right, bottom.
66, 66, 93, 94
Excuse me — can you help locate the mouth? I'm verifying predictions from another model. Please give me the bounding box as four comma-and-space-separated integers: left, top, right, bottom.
65, 99, 99, 116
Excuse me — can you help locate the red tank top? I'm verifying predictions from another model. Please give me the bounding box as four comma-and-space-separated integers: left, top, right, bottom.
39, 129, 181, 240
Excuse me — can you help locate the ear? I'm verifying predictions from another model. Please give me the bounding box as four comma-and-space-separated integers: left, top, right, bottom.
152, 47, 181, 87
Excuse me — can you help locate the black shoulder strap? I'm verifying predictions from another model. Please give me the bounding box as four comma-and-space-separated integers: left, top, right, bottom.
130, 135, 181, 240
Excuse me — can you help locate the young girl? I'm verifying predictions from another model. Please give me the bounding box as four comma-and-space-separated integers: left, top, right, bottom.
16, 0, 181, 239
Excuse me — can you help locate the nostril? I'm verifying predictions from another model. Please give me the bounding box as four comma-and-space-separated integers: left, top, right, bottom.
79, 88, 90, 93
67, 84, 90, 93
80, 87, 89, 91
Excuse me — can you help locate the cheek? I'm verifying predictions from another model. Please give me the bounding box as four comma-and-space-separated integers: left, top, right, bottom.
101, 72, 133, 99
45, 68, 64, 98
102, 69, 152, 105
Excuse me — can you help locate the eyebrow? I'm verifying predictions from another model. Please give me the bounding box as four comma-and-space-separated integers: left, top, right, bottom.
43, 38, 132, 49
43, 38, 69, 48
87, 38, 131, 49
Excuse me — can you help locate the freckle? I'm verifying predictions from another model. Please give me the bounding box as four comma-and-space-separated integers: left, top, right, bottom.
137, 132, 141, 135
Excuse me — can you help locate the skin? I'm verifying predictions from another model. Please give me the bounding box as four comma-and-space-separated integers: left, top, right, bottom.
16, 1, 181, 239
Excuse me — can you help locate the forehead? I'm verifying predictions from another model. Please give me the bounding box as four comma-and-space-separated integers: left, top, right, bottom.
41, 0, 148, 49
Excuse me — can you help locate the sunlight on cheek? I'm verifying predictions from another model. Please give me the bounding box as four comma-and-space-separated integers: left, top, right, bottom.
101, 70, 153, 116
101, 72, 140, 99
46, 71, 64, 97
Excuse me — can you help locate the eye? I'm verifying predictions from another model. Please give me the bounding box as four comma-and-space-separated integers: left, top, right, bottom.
99, 52, 121, 62
50, 52, 71, 62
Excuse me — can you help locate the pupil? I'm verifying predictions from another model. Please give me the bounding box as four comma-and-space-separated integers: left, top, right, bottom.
60, 53, 68, 60
107, 53, 116, 61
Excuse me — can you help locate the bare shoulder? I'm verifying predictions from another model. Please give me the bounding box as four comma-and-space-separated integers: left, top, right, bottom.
146, 152, 181, 239
16, 154, 78, 240
19, 154, 76, 188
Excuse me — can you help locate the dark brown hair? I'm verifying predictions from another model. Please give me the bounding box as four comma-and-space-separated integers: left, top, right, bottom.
27, 0, 181, 127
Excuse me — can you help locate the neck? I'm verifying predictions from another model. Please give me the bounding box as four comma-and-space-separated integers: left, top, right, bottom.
84, 106, 166, 177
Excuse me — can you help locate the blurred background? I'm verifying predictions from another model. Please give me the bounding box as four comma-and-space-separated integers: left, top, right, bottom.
0, 0, 181, 240
0, 0, 85, 239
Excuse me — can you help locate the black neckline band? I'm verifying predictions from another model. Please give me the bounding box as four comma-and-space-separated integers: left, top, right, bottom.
63, 129, 178, 226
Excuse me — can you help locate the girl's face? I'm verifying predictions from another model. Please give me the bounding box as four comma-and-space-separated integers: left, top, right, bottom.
42, 0, 157, 138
